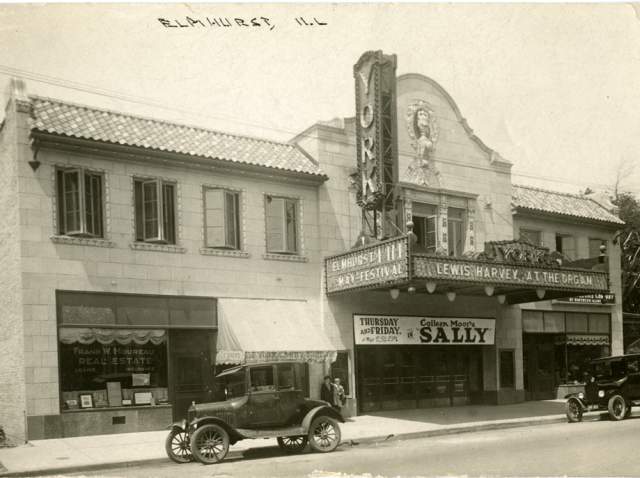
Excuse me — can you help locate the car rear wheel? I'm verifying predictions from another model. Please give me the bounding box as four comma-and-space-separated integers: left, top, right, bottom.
608, 395, 628, 421
190, 424, 230, 464
277, 435, 308, 453
308, 416, 341, 453
165, 428, 193, 463
565, 398, 583, 423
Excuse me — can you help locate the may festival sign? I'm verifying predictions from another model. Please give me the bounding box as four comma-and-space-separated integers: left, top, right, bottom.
354, 314, 495, 346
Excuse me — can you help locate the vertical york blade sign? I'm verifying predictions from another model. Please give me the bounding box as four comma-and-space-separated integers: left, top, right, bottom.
354, 51, 398, 213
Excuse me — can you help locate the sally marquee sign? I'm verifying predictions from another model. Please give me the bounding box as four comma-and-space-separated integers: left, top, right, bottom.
326, 236, 409, 294
354, 315, 495, 346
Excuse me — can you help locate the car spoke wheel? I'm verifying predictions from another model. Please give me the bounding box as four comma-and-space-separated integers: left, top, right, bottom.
565, 398, 583, 423
608, 394, 628, 421
277, 435, 308, 453
190, 424, 230, 464
308, 416, 341, 453
165, 428, 193, 463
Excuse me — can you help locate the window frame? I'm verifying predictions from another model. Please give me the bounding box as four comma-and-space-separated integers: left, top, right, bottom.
55, 167, 105, 238
134, 177, 177, 245
412, 202, 438, 253
447, 207, 466, 256
203, 187, 241, 250
265, 195, 299, 255
555, 233, 576, 261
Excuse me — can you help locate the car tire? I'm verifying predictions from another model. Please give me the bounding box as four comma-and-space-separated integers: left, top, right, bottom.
165, 428, 193, 463
608, 395, 628, 421
277, 435, 308, 453
190, 424, 230, 464
565, 398, 583, 423
308, 416, 341, 453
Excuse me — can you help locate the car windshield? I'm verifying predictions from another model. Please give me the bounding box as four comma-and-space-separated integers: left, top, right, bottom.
220, 369, 246, 399
592, 360, 626, 380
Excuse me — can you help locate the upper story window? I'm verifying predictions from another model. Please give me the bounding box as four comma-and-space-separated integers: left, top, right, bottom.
265, 195, 298, 254
447, 207, 466, 256
412, 202, 437, 253
134, 178, 176, 244
56, 168, 104, 238
519, 228, 542, 246
204, 188, 241, 250
555, 234, 576, 261
589, 238, 605, 259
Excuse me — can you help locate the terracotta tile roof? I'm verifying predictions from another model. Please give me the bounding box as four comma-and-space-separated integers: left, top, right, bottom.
512, 184, 624, 225
29, 96, 326, 178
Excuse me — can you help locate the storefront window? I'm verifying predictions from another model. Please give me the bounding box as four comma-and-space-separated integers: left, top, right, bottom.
58, 328, 168, 410
499, 350, 515, 389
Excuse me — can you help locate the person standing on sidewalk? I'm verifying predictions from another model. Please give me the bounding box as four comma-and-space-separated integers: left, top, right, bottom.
320, 375, 336, 407
333, 377, 346, 415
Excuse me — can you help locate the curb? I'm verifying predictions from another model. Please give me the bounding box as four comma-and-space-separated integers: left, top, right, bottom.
0, 414, 584, 477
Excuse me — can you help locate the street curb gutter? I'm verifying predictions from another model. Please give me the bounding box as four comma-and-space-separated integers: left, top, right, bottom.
0, 415, 579, 477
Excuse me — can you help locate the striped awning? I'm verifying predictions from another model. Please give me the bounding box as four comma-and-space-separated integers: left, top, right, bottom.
556, 334, 610, 346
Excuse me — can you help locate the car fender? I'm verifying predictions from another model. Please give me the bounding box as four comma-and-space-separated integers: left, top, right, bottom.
166, 419, 188, 432
301, 405, 345, 433
565, 395, 588, 409
188, 416, 241, 442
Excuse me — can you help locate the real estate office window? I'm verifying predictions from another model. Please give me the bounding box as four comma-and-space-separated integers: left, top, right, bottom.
204, 188, 241, 250
265, 195, 299, 254
134, 179, 177, 244
56, 168, 104, 237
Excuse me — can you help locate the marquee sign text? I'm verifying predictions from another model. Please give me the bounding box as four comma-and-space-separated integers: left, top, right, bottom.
326, 236, 409, 293
354, 315, 496, 345
413, 256, 609, 292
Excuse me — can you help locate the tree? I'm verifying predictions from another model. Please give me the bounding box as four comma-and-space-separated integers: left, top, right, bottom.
612, 192, 640, 313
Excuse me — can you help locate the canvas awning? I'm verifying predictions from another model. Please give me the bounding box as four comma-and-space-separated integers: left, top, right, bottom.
216, 299, 337, 365
59, 327, 166, 345
555, 334, 610, 346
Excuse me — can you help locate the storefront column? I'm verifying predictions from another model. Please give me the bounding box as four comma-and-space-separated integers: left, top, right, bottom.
482, 304, 524, 404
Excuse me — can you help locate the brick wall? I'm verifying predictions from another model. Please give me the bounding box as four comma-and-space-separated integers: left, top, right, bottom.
0, 93, 27, 443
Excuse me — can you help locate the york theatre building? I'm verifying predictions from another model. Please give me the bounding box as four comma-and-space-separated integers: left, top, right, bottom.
0, 50, 622, 439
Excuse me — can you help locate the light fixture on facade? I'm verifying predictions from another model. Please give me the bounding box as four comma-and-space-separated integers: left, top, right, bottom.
497, 294, 506, 305
390, 288, 400, 300
408, 286, 416, 295
446, 291, 456, 302
536, 288, 546, 300
484, 285, 495, 297
426, 281, 437, 294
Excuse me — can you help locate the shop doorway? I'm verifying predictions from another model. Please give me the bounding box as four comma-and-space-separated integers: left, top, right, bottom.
356, 346, 483, 412
523, 334, 558, 400
168, 330, 216, 420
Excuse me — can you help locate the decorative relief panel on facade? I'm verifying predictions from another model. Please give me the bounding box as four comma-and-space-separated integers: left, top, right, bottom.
402, 100, 441, 188
438, 195, 448, 255
464, 205, 476, 253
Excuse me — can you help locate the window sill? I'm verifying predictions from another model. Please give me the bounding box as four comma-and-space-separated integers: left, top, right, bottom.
263, 253, 308, 263
130, 242, 186, 254
200, 248, 250, 258
51, 236, 115, 248
62, 403, 172, 413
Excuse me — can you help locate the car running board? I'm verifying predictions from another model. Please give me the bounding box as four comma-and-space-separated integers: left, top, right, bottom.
235, 427, 306, 439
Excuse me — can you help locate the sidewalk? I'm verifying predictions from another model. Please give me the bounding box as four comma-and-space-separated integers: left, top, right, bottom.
0, 400, 578, 477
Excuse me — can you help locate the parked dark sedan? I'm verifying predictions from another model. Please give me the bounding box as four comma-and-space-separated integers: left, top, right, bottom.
165, 362, 344, 464
565, 354, 640, 422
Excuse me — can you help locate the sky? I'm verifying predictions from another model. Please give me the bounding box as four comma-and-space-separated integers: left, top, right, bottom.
1, 3, 639, 194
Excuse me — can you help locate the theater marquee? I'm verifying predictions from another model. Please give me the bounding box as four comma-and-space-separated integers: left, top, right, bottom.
354, 315, 496, 346
325, 236, 410, 294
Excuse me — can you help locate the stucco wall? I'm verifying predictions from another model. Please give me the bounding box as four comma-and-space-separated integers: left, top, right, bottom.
16, 126, 324, 422
0, 96, 27, 443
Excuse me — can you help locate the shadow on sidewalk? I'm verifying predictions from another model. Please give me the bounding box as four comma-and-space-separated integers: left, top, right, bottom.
365, 400, 567, 425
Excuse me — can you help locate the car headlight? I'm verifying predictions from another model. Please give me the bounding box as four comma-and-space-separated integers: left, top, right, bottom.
598, 390, 605, 398
578, 392, 584, 399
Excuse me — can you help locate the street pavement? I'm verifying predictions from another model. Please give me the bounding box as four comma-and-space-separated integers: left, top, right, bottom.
39, 415, 640, 477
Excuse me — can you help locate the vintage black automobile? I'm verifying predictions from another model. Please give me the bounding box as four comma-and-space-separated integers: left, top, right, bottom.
565, 353, 640, 422
165, 362, 344, 464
